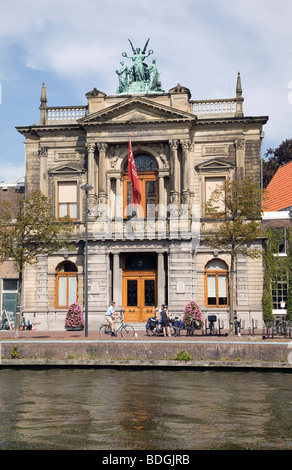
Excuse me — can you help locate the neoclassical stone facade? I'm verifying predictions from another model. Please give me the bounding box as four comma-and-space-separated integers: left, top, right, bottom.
17, 62, 268, 330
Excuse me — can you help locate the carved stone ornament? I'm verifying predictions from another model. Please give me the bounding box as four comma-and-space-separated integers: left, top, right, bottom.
38, 147, 48, 158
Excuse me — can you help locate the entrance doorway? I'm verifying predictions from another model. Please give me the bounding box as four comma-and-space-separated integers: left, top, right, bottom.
122, 253, 157, 322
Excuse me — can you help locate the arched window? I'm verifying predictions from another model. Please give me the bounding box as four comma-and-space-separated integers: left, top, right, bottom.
56, 261, 78, 308
205, 259, 229, 307
123, 153, 158, 219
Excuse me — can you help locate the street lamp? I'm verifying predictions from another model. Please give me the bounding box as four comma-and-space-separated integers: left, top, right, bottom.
81, 183, 93, 337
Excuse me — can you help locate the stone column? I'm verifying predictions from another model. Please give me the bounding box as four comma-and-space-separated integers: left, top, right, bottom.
181, 139, 191, 204
38, 147, 48, 194
86, 143, 97, 216
97, 143, 108, 202
115, 176, 123, 219
157, 253, 165, 307
86, 143, 96, 189
169, 139, 179, 202
113, 253, 122, 310
158, 175, 166, 217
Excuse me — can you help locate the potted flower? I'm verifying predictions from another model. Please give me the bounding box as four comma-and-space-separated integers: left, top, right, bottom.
65, 302, 85, 331
182, 300, 204, 329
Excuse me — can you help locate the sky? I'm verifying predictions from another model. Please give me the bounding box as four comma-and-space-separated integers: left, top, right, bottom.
0, 0, 292, 182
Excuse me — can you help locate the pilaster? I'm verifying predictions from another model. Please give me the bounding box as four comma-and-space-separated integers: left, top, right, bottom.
97, 142, 108, 202
38, 147, 48, 194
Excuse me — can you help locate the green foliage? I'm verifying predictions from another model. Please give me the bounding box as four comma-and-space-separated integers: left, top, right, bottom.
174, 350, 192, 362
262, 227, 281, 322
11, 346, 20, 359
203, 177, 263, 330
263, 139, 292, 188
204, 177, 263, 257
285, 229, 292, 321
262, 227, 292, 322
0, 190, 74, 271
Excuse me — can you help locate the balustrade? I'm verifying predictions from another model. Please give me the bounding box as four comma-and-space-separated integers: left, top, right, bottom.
47, 106, 88, 122
192, 98, 237, 117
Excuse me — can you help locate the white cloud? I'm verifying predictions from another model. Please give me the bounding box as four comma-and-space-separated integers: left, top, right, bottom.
0, 0, 292, 163
0, 162, 25, 183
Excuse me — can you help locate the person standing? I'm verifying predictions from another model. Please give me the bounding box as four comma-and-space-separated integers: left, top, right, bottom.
160, 305, 171, 337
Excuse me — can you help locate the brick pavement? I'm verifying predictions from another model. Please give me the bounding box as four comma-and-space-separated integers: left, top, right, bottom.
0, 325, 285, 342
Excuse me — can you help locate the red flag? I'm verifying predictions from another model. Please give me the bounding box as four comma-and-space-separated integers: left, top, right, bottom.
128, 139, 141, 207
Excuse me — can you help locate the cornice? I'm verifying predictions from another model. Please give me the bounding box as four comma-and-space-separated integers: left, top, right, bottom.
196, 115, 269, 126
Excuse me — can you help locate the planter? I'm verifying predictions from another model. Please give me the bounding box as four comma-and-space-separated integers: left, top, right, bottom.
65, 326, 84, 331
64, 302, 85, 332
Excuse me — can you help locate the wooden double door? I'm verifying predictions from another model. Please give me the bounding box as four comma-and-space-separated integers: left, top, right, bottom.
123, 273, 156, 322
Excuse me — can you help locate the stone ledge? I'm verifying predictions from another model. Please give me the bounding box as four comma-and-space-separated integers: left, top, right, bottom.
0, 358, 291, 370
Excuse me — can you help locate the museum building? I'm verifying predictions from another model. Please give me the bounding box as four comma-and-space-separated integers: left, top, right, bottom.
16, 41, 268, 330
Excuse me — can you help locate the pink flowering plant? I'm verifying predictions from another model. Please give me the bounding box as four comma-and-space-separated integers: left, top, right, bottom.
182, 300, 204, 328
65, 302, 85, 329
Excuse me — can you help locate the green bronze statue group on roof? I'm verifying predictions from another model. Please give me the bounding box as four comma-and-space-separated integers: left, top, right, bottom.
116, 38, 164, 95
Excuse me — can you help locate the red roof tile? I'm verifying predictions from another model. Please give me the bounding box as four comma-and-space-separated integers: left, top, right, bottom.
264, 161, 292, 211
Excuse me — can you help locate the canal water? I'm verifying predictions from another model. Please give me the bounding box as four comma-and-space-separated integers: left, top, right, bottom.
0, 368, 291, 450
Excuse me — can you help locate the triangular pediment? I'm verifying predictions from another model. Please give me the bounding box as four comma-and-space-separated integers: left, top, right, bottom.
48, 164, 84, 175
195, 158, 235, 172
78, 97, 196, 126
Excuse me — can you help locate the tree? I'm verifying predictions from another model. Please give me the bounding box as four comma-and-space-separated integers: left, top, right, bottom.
0, 191, 74, 337
203, 177, 263, 333
263, 139, 292, 188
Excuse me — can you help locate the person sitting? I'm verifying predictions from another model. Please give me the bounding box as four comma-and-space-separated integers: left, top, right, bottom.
105, 301, 120, 336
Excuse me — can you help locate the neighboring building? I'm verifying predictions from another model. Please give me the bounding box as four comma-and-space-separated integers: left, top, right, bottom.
0, 178, 25, 319
263, 161, 292, 317
16, 41, 268, 330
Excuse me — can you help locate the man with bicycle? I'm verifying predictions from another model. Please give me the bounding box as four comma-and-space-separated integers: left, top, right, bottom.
105, 301, 120, 336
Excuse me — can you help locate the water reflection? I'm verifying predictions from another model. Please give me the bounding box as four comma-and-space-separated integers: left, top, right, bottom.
0, 368, 291, 450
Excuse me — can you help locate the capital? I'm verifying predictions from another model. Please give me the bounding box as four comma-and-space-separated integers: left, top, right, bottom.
97, 143, 108, 152
86, 143, 96, 153
38, 147, 48, 158
180, 139, 191, 150
168, 139, 179, 149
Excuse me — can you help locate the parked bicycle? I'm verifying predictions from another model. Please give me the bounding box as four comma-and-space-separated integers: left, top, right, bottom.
145, 316, 178, 336
273, 316, 288, 337
208, 315, 217, 335
99, 313, 136, 339
186, 318, 202, 336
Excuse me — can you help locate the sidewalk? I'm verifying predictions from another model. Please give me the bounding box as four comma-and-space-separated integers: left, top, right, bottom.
0, 325, 287, 342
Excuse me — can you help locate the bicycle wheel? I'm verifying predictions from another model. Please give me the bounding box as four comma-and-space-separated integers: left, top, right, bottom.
146, 327, 156, 336
121, 325, 135, 338
99, 324, 112, 339
170, 325, 178, 336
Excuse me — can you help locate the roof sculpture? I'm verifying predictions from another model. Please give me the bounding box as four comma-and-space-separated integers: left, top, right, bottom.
116, 39, 164, 95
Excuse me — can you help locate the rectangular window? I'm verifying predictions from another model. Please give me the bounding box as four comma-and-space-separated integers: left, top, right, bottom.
207, 275, 216, 305
2, 279, 18, 317
58, 182, 77, 220
218, 275, 228, 305
57, 275, 77, 308
272, 279, 288, 312
206, 273, 228, 307
273, 228, 286, 254
205, 176, 225, 216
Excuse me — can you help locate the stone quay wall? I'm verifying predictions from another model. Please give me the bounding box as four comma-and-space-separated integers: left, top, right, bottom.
1, 340, 291, 369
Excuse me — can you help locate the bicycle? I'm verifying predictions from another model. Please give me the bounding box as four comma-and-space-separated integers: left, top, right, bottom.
99, 313, 136, 339
145, 316, 178, 337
